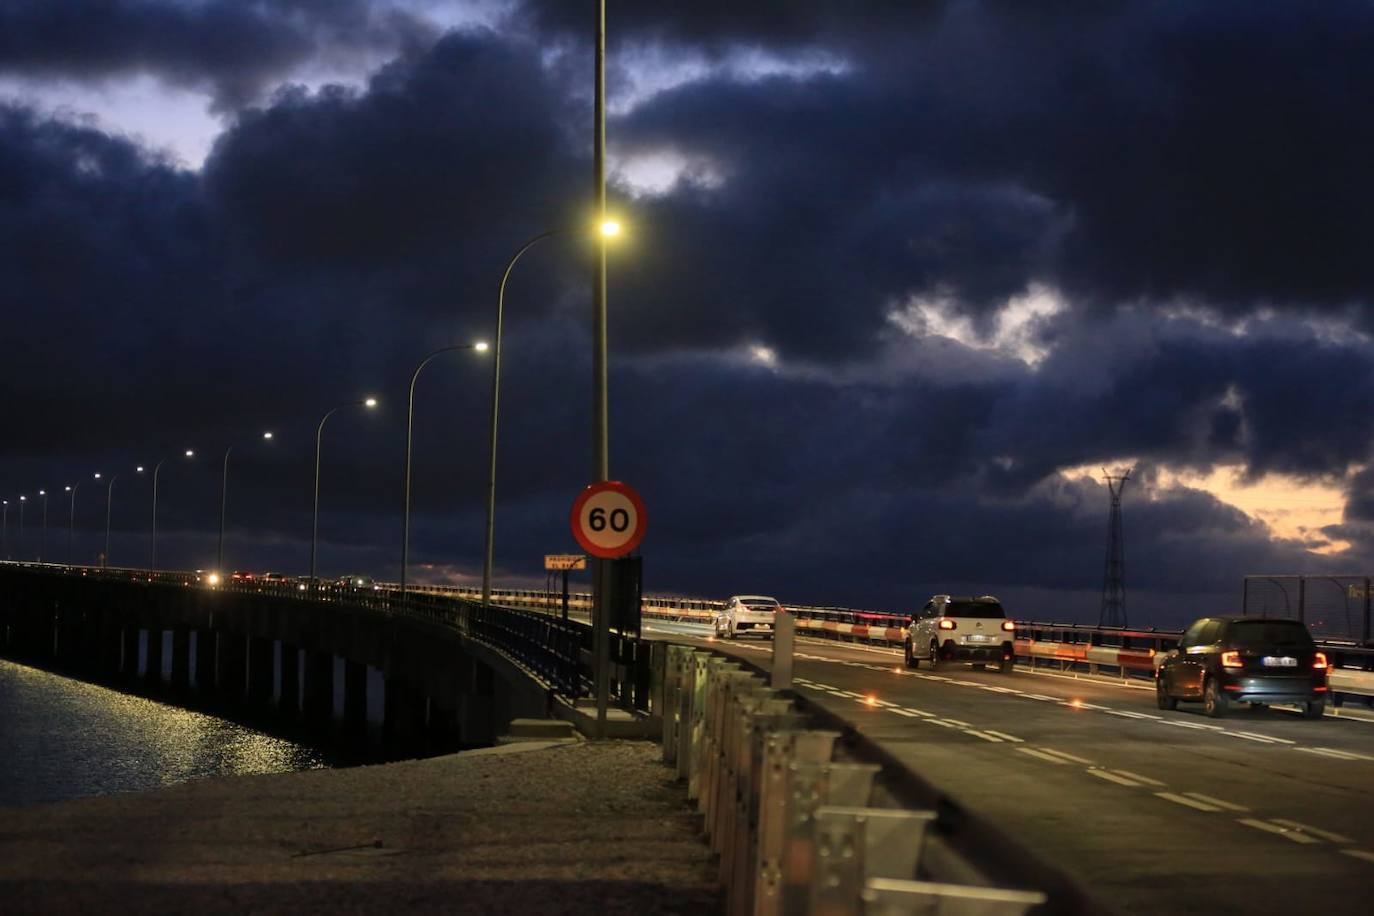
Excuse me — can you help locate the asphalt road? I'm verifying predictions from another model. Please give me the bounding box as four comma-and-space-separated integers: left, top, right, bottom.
643, 620, 1374, 916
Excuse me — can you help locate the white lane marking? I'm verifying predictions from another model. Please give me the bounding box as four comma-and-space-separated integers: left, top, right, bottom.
985, 730, 1025, 743
1017, 747, 1069, 765
1295, 747, 1366, 761
1235, 731, 1295, 745
873, 700, 897, 708
927, 719, 960, 729
977, 685, 1018, 694
941, 717, 972, 727
834, 689, 866, 698
1087, 768, 1144, 787
1181, 793, 1248, 812
890, 709, 921, 718
963, 730, 1004, 743
1021, 694, 1058, 702
1105, 709, 1154, 720
1238, 818, 1323, 845
1269, 819, 1353, 844
903, 707, 937, 717
1158, 720, 1216, 731
1156, 792, 1222, 812
1112, 769, 1165, 787
1038, 748, 1095, 765
1342, 849, 1374, 865
1224, 731, 1284, 745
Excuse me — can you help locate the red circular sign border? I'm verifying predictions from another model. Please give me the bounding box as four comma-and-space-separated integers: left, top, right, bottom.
570, 480, 647, 559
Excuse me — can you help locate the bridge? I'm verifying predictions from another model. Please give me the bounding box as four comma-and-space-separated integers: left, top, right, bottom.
5, 560, 1374, 915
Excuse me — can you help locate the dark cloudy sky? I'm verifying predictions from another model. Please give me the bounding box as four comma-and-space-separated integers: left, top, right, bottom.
3, 0, 1374, 629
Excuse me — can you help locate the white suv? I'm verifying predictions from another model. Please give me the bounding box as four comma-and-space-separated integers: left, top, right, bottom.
714, 595, 783, 639
904, 595, 1015, 672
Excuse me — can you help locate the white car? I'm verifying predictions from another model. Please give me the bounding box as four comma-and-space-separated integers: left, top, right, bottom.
904, 594, 1015, 672
714, 595, 783, 639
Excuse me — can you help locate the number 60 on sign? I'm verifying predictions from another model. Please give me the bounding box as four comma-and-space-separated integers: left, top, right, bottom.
570, 480, 647, 559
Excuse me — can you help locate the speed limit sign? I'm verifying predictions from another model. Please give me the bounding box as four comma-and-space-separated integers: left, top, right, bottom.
570, 480, 647, 559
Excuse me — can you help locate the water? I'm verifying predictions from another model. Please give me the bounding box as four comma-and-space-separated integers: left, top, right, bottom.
0, 658, 329, 808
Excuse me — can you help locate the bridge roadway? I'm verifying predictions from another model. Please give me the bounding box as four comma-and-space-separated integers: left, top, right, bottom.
644, 619, 1374, 916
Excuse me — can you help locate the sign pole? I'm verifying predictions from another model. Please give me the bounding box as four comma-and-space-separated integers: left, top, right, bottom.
591, 0, 610, 739
562, 568, 570, 622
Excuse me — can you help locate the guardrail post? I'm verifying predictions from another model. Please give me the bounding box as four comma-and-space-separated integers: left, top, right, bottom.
772, 612, 796, 690
810, 808, 936, 915
756, 730, 840, 916
862, 879, 1046, 916
781, 761, 879, 915
728, 698, 799, 916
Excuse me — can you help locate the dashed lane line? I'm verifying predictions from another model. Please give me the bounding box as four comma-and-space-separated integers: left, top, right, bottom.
1037, 748, 1095, 765
1181, 792, 1248, 812
984, 730, 1024, 743
1237, 818, 1323, 845
1111, 769, 1164, 787
1342, 849, 1374, 865
1016, 747, 1070, 765
1087, 768, 1146, 787
1268, 819, 1353, 844
1156, 792, 1224, 812
964, 730, 1005, 743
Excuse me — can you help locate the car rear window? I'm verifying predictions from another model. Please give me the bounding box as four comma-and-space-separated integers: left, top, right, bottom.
743, 600, 779, 609
1226, 620, 1314, 648
946, 601, 1004, 618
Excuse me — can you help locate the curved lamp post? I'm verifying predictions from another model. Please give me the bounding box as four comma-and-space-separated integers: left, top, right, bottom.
65, 483, 80, 564
218, 432, 274, 573
2, 499, 8, 560
482, 221, 621, 605
98, 472, 118, 567
150, 451, 193, 570
310, 398, 378, 588
37, 489, 47, 562
17, 495, 25, 561
401, 343, 487, 598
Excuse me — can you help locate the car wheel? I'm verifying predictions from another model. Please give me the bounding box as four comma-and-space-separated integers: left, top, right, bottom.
904, 641, 919, 669
928, 641, 941, 671
1203, 677, 1228, 718
1302, 698, 1326, 720
997, 656, 1013, 674
1156, 677, 1177, 711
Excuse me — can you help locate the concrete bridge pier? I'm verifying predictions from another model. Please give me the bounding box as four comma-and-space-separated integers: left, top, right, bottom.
278, 644, 300, 718
343, 659, 368, 742
247, 637, 274, 707
145, 627, 165, 688
121, 625, 140, 681
303, 650, 333, 724
217, 631, 247, 700
460, 658, 496, 747
194, 628, 216, 692
384, 679, 425, 751
169, 627, 190, 691
96, 612, 122, 681
426, 694, 462, 753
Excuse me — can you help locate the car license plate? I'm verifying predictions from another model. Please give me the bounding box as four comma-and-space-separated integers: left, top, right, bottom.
1262, 656, 1297, 667
967, 635, 990, 643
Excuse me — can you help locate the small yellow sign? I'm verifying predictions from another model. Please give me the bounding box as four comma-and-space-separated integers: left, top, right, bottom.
545, 554, 587, 571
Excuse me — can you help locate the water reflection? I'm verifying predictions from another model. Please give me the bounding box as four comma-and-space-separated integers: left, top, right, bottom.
0, 659, 327, 808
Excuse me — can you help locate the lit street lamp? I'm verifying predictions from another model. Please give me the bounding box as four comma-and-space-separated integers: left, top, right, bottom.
18, 495, 25, 560
2, 499, 8, 560
402, 344, 487, 598
98, 472, 119, 567
150, 451, 193, 570
310, 398, 378, 588
482, 220, 622, 606
219, 432, 274, 573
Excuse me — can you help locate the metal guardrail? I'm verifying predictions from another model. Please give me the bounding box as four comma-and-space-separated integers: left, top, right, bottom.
661, 643, 1050, 915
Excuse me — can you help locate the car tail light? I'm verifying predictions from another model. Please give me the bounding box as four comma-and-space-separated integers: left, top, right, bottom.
937, 618, 956, 630
1221, 650, 1243, 668
1002, 620, 1016, 631
1313, 652, 1329, 670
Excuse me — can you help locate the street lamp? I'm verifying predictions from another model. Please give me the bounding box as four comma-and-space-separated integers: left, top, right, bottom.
482, 220, 623, 605
150, 451, 193, 570
310, 398, 378, 588
65, 484, 80, 565
2, 499, 8, 560
17, 495, 25, 561
37, 489, 47, 562
219, 431, 274, 573
98, 472, 117, 567
402, 343, 487, 598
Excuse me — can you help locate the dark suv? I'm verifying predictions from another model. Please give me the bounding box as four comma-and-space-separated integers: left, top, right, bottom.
1156, 616, 1329, 718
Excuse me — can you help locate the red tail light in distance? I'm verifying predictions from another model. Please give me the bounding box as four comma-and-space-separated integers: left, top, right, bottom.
937, 618, 957, 630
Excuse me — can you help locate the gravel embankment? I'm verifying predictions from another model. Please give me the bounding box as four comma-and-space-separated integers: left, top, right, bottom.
0, 739, 722, 915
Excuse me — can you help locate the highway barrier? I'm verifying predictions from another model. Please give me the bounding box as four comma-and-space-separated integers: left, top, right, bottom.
660, 642, 1050, 915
